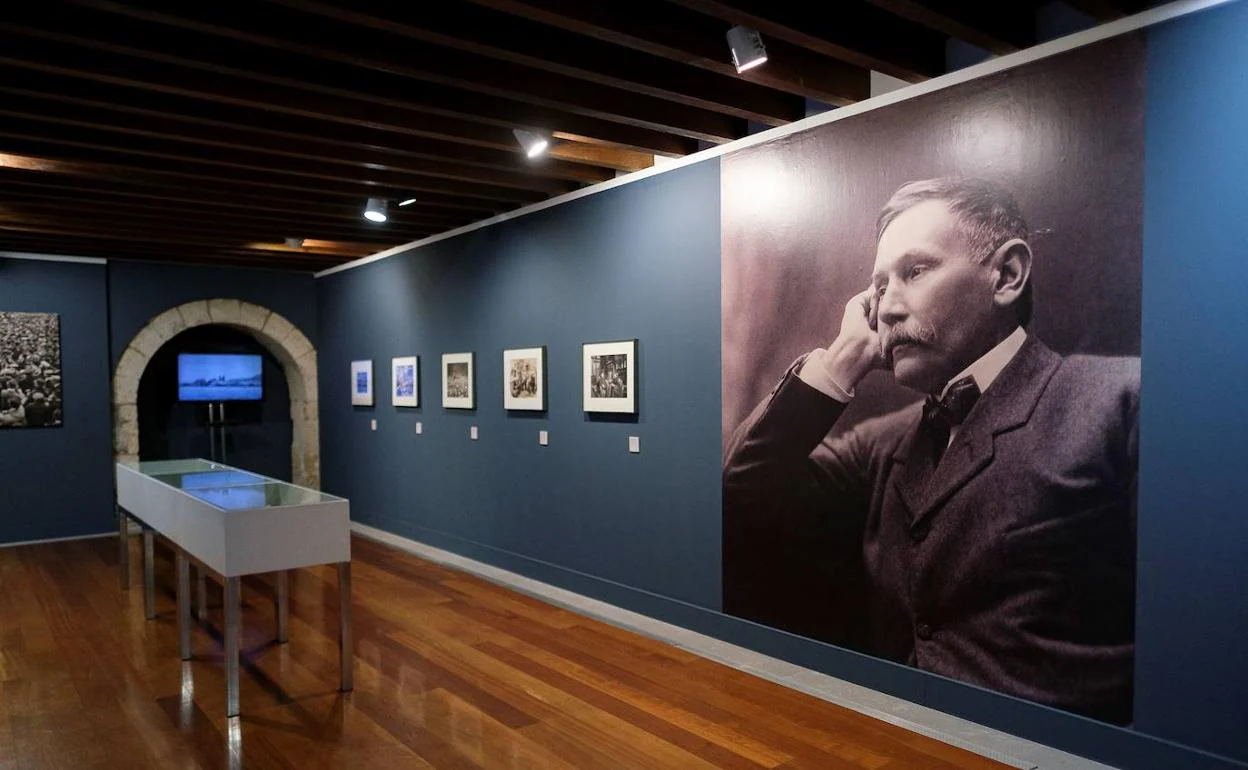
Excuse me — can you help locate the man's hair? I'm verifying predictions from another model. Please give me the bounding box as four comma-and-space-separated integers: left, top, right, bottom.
877, 177, 1032, 327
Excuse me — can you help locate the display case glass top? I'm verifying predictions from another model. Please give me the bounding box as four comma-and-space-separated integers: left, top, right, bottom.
119, 458, 344, 510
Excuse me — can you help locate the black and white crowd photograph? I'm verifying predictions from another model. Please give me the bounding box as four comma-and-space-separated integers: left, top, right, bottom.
445, 362, 471, 399
0, 311, 64, 429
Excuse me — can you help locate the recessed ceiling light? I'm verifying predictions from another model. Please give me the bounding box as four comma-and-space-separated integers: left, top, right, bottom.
364, 198, 388, 223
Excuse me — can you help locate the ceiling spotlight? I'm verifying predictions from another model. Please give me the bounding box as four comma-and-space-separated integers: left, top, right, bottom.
513, 128, 550, 159
726, 25, 768, 73
284, 237, 305, 248
399, 198, 417, 207
363, 197, 388, 223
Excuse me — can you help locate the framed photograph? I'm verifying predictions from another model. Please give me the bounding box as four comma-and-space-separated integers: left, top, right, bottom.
350, 360, 373, 406
0, 311, 63, 429
441, 352, 475, 409
391, 356, 419, 408
583, 339, 637, 414
503, 346, 546, 411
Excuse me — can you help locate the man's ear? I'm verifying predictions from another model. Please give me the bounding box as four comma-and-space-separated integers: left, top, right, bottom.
990, 238, 1031, 309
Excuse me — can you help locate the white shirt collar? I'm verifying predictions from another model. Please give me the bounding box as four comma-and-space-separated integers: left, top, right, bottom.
940, 326, 1027, 398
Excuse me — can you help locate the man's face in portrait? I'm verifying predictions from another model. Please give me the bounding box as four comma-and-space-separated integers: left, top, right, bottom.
872, 200, 1001, 393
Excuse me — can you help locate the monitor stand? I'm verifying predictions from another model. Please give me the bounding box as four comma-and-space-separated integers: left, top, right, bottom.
206, 402, 228, 464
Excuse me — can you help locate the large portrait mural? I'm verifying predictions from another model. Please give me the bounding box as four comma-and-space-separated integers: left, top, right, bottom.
721, 35, 1143, 725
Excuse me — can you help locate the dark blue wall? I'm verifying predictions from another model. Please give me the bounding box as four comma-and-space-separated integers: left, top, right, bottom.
316, 6, 1248, 768
318, 162, 723, 608
0, 257, 317, 545
0, 258, 113, 543
108, 261, 318, 367
1136, 1, 1248, 763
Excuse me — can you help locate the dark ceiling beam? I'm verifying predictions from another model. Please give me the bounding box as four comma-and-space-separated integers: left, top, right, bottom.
0, 219, 372, 260
0, 138, 530, 214
664, 0, 948, 82
0, 23, 695, 158
865, 1, 1035, 54
0, 230, 346, 265
0, 130, 548, 207
269, 0, 801, 127
465, 0, 870, 105
0, 197, 428, 245
0, 234, 339, 271
0, 73, 609, 184
0, 190, 438, 242
0, 175, 490, 227
0, 107, 580, 198
57, 0, 741, 144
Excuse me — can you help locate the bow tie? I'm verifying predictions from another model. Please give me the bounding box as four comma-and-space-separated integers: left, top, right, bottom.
923, 375, 982, 433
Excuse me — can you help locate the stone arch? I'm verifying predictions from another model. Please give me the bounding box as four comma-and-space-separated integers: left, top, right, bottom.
112, 299, 319, 488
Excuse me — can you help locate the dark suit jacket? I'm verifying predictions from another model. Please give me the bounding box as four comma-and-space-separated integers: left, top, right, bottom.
723, 336, 1138, 724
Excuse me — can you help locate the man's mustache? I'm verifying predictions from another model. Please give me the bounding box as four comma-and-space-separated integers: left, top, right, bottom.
882, 324, 937, 357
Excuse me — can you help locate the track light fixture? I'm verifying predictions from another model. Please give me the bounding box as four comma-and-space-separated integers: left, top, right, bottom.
726, 25, 768, 73
284, 237, 305, 248
363, 198, 388, 223
399, 198, 417, 207
512, 128, 550, 159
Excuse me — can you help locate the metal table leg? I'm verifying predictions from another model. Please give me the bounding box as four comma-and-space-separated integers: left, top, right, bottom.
275, 570, 289, 644
143, 528, 156, 620
176, 549, 191, 661
117, 508, 130, 591
196, 567, 207, 621
224, 576, 241, 718
338, 561, 353, 692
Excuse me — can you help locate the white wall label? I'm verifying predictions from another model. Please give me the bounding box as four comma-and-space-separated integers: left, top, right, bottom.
539, 430, 549, 446
470, 425, 479, 440
370, 419, 377, 431
628, 436, 640, 453
415, 422, 423, 435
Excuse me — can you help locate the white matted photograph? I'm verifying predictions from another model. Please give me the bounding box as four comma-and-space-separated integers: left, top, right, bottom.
391, 356, 419, 408
441, 352, 475, 409
503, 346, 546, 411
583, 339, 637, 414
350, 360, 373, 406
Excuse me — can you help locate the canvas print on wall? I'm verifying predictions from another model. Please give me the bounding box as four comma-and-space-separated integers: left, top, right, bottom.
350, 360, 373, 406
441, 352, 474, 409
391, 356, 419, 408
0, 311, 63, 428
503, 346, 545, 411
582, 339, 636, 414
720, 35, 1145, 726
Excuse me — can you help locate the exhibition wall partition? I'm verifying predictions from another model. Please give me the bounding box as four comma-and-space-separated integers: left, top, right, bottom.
0, 257, 317, 544
316, 3, 1248, 769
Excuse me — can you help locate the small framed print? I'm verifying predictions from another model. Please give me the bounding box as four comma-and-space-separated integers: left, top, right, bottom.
350, 360, 374, 406
503, 346, 546, 411
583, 339, 637, 414
441, 352, 475, 409
391, 356, 419, 407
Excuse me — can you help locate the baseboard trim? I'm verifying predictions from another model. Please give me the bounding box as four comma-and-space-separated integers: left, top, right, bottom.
352, 520, 1115, 770
0, 531, 117, 549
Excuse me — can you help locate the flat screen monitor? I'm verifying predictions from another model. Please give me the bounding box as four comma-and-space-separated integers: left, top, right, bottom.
177, 353, 263, 402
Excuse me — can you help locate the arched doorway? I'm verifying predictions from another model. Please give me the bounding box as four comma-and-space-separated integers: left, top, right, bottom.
112, 299, 320, 488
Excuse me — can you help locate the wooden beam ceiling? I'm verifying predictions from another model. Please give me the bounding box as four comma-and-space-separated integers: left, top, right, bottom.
0, 0, 1129, 271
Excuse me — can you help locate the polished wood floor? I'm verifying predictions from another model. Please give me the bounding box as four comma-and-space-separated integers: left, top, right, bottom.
0, 534, 1011, 769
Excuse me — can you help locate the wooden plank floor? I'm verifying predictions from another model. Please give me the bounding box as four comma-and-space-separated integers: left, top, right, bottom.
0, 534, 1012, 769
